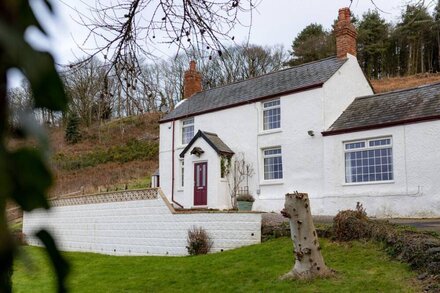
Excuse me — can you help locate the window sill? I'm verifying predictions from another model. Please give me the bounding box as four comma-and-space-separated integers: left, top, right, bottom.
260, 180, 284, 186
343, 180, 395, 187
258, 129, 282, 136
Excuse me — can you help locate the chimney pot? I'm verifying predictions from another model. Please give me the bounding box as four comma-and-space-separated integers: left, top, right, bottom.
189, 60, 196, 71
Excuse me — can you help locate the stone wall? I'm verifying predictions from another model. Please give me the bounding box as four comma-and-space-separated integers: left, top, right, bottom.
23, 188, 261, 256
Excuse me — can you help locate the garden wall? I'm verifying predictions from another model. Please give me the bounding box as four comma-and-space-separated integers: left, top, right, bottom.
23, 188, 261, 256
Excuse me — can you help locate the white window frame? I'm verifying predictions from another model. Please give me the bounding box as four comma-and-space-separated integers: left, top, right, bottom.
344, 137, 393, 184
262, 147, 283, 181
262, 99, 281, 131
181, 117, 194, 145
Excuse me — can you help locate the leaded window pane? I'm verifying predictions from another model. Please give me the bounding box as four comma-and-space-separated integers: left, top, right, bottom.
181, 118, 194, 144
263, 99, 281, 130
344, 138, 393, 183
263, 147, 283, 180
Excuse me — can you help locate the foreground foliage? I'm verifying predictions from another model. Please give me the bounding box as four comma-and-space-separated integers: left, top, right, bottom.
0, 1, 69, 291
13, 238, 419, 292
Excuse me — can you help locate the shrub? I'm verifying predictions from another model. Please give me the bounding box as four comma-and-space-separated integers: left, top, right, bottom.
186, 226, 213, 255
236, 194, 255, 202
333, 202, 370, 241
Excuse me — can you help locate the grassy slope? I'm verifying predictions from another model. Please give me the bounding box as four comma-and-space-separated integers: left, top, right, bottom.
48, 113, 160, 196
371, 73, 440, 93
14, 238, 419, 293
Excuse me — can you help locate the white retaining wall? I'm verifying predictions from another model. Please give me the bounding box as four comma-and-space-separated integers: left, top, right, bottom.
23, 189, 261, 256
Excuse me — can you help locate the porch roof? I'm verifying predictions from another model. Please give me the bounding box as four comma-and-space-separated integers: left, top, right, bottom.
179, 130, 234, 158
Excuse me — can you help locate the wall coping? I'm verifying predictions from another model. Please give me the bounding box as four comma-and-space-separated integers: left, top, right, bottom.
48, 187, 263, 215
50, 188, 158, 207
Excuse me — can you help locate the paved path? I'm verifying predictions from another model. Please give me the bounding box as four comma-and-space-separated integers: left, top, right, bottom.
263, 213, 440, 233
388, 218, 440, 233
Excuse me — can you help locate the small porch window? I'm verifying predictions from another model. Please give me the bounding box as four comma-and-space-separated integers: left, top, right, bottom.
180, 159, 185, 187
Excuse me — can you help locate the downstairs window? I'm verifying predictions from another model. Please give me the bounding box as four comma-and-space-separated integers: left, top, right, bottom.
344, 137, 393, 183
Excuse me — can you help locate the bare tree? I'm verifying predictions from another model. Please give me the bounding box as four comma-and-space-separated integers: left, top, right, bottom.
7, 83, 33, 127
224, 153, 254, 209
137, 44, 287, 111
63, 58, 114, 126
67, 0, 257, 85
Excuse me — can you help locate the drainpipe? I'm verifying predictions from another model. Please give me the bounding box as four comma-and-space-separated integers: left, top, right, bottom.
171, 120, 184, 208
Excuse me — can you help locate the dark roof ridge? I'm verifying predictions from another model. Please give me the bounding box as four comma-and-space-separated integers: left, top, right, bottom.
179, 130, 234, 158
192, 56, 342, 96
355, 81, 440, 100
201, 131, 218, 136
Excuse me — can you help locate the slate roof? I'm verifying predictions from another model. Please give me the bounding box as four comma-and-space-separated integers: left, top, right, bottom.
161, 56, 347, 122
323, 82, 440, 135
180, 130, 234, 158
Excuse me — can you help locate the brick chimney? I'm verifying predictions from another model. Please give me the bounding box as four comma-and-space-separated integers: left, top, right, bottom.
335, 7, 357, 59
183, 61, 202, 99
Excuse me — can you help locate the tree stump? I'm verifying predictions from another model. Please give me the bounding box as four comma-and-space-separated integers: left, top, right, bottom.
281, 191, 333, 280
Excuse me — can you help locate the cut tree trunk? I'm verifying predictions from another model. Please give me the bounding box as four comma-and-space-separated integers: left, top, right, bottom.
281, 191, 332, 280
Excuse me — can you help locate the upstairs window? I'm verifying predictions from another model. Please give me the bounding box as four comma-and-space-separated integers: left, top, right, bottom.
181, 118, 194, 145
263, 147, 283, 180
263, 99, 281, 130
344, 137, 393, 183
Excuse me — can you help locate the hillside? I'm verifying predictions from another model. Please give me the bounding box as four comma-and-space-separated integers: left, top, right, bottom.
370, 73, 440, 93
48, 113, 160, 197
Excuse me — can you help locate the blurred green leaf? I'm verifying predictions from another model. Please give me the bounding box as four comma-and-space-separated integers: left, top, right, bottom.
0, 20, 68, 111
17, 0, 47, 35
7, 148, 51, 211
43, 0, 54, 14
36, 230, 70, 293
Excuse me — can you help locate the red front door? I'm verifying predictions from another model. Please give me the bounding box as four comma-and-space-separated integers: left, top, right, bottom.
194, 162, 208, 206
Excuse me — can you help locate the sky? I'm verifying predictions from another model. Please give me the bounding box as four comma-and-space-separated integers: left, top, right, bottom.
9, 0, 420, 87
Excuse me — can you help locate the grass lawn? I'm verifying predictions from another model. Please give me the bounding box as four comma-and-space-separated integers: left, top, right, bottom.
13, 238, 419, 292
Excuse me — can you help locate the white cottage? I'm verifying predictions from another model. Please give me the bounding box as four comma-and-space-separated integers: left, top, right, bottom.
158, 8, 440, 217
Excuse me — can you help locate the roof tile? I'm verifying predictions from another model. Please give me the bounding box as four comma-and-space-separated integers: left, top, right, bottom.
326, 82, 440, 134
161, 56, 347, 122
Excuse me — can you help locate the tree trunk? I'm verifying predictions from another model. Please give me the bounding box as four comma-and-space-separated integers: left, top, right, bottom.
281, 191, 332, 280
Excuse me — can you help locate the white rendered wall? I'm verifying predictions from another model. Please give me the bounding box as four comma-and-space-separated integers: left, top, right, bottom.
159, 58, 374, 213
322, 54, 373, 129
322, 121, 440, 218
23, 193, 261, 256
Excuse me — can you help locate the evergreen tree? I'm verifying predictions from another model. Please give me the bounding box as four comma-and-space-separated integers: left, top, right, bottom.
287, 23, 335, 66
433, 0, 440, 72
65, 112, 81, 144
357, 10, 389, 79
395, 5, 435, 75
